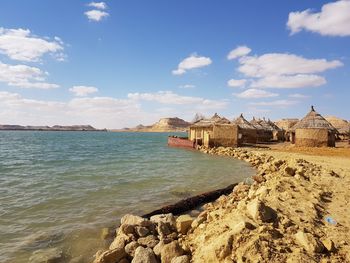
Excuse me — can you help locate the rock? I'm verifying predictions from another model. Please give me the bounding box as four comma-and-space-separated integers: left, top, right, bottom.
247, 199, 276, 222
109, 235, 127, 250
321, 238, 335, 252
131, 246, 157, 263
157, 221, 172, 238
93, 248, 126, 263
125, 241, 140, 257
176, 215, 193, 234
119, 259, 129, 263
153, 240, 165, 257
231, 220, 255, 235
191, 217, 205, 229
120, 224, 135, 235
160, 241, 184, 263
294, 231, 324, 253
150, 214, 176, 230
171, 255, 190, 263
135, 226, 149, 237
121, 214, 150, 227
285, 167, 296, 176
138, 235, 159, 248
29, 248, 64, 263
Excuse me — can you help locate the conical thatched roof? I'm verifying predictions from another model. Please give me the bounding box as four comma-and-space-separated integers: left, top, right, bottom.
191, 113, 231, 127
250, 117, 264, 130
325, 116, 350, 134
233, 114, 256, 130
267, 119, 282, 131
292, 106, 336, 131
259, 118, 274, 131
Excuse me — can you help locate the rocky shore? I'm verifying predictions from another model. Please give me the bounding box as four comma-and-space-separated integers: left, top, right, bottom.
89, 146, 349, 263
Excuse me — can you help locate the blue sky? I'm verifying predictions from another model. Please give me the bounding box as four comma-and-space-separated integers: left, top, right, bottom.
0, 0, 349, 128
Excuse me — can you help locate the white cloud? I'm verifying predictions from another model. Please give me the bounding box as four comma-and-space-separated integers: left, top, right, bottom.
85, 10, 109, 22
178, 84, 196, 89
239, 53, 342, 78
0, 61, 59, 89
69, 86, 98, 96
288, 93, 310, 99
227, 45, 251, 60
234, 89, 278, 99
250, 100, 298, 107
128, 91, 227, 109
88, 2, 107, 10
233, 51, 342, 89
287, 0, 350, 36
172, 54, 212, 75
250, 74, 326, 89
0, 28, 64, 62
227, 79, 246, 88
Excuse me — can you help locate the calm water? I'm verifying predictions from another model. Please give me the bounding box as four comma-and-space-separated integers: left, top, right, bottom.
0, 131, 255, 262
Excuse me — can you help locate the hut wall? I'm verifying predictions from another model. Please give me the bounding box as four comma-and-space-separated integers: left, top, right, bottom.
256, 129, 273, 142
273, 130, 284, 141
239, 128, 257, 144
211, 125, 239, 147
189, 129, 195, 141
295, 128, 334, 147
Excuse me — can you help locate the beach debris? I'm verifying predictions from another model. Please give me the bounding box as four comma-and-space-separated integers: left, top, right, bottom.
325, 216, 337, 225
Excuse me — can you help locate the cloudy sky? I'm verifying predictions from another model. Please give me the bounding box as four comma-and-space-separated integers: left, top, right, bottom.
0, 0, 349, 128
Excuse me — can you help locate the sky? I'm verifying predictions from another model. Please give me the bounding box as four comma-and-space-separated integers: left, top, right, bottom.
0, 0, 349, 129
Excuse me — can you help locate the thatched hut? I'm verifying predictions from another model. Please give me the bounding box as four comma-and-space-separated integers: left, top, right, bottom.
189, 113, 239, 147
325, 116, 349, 140
267, 119, 284, 141
250, 117, 273, 142
291, 106, 336, 147
233, 114, 257, 144
275, 118, 299, 141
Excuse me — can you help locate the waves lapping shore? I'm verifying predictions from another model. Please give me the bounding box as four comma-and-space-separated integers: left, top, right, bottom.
91, 146, 350, 263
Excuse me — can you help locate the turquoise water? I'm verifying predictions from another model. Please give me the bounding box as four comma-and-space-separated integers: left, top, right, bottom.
0, 131, 255, 262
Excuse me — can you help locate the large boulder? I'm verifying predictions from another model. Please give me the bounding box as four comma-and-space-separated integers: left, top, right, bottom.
160, 241, 184, 263
93, 248, 126, 263
247, 199, 276, 222
176, 215, 193, 234
121, 214, 150, 227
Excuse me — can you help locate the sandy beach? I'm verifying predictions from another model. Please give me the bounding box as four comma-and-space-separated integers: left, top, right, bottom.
91, 142, 350, 263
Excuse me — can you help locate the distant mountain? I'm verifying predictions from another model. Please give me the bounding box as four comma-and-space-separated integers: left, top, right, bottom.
113, 117, 190, 132
0, 124, 106, 132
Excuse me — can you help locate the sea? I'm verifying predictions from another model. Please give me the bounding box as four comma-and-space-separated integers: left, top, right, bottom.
0, 131, 255, 262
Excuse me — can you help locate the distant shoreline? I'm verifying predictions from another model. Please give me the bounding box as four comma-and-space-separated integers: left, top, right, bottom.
0, 125, 107, 132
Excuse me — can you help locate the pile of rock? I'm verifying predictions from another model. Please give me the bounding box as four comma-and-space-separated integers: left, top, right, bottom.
93, 214, 193, 263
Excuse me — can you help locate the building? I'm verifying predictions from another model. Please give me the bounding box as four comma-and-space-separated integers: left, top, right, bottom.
291, 106, 337, 147
267, 119, 284, 141
233, 114, 257, 144
189, 113, 239, 147
250, 117, 273, 142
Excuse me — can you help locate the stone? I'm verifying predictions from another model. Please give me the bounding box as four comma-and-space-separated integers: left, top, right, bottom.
120, 224, 135, 235
138, 235, 159, 248
121, 214, 150, 227
153, 240, 166, 257
93, 248, 126, 263
150, 213, 176, 230
157, 221, 172, 238
109, 235, 127, 250
247, 199, 276, 222
29, 248, 64, 263
131, 246, 157, 263
125, 241, 140, 257
231, 220, 255, 235
160, 241, 184, 263
321, 238, 335, 252
294, 231, 324, 253
176, 215, 193, 234
171, 255, 190, 263
119, 259, 129, 263
285, 167, 296, 176
135, 226, 149, 237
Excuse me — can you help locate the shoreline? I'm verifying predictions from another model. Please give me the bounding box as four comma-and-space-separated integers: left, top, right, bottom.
88, 145, 350, 263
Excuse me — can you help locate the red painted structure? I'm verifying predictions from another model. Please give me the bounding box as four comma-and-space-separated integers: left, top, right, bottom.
168, 136, 195, 149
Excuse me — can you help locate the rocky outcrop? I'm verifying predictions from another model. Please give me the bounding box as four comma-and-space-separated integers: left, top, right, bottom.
0, 124, 105, 131
115, 117, 190, 132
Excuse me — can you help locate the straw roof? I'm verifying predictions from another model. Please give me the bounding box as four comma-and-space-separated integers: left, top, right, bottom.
267, 119, 282, 131
250, 117, 265, 130
325, 116, 350, 134
292, 106, 336, 131
233, 114, 256, 130
191, 113, 231, 128
259, 118, 274, 131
